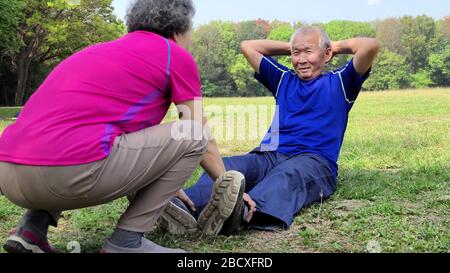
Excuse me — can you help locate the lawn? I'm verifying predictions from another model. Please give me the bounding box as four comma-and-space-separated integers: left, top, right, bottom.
0, 88, 449, 253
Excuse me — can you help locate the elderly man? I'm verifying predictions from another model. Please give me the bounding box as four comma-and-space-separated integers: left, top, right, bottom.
164, 26, 379, 235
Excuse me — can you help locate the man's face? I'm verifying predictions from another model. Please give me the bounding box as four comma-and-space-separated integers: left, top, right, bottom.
291, 32, 330, 81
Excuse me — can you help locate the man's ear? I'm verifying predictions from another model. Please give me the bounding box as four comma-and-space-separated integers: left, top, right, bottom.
324, 47, 333, 64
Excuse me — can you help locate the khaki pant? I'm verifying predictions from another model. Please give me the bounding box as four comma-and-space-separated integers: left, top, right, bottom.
0, 122, 207, 232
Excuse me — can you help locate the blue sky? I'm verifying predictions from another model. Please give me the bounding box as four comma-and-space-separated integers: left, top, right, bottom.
112, 0, 449, 26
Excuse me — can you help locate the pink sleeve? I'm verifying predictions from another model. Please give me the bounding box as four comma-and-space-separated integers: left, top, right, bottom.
169, 43, 202, 103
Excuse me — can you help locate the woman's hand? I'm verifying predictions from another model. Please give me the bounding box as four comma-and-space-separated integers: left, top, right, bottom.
176, 189, 196, 212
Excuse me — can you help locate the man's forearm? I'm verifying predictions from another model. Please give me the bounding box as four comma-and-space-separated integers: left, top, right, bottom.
241, 40, 291, 73
200, 139, 226, 181
332, 38, 379, 55
241, 40, 291, 56
332, 37, 379, 75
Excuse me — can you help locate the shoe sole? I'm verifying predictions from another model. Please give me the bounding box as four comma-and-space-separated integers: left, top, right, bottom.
198, 171, 245, 235
3, 235, 44, 253
158, 201, 198, 235
219, 177, 246, 236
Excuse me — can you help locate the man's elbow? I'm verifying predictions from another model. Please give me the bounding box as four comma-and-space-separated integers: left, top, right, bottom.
240, 40, 250, 53
368, 38, 380, 56
240, 40, 259, 53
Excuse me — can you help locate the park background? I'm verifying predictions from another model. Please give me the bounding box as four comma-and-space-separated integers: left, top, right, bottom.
0, 0, 448, 252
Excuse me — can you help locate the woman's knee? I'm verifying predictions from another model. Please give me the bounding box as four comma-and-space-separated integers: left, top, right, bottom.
0, 163, 31, 208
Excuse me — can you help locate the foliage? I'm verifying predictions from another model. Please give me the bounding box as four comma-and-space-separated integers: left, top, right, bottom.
364, 50, 411, 91
0, 0, 125, 106
1, 7, 448, 104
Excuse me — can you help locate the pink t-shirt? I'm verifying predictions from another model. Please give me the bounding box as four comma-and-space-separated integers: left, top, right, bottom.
0, 31, 202, 166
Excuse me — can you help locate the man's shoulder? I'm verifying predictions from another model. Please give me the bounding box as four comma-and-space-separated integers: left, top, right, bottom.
307, 72, 344, 94
323, 69, 342, 80
261, 56, 293, 73
322, 66, 351, 86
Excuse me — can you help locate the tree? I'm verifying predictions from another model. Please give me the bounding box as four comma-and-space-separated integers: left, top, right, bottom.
322, 20, 376, 41
399, 15, 436, 74
1, 0, 125, 106
374, 18, 402, 54
0, 0, 25, 105
229, 54, 266, 96
411, 70, 433, 88
364, 50, 411, 91
322, 20, 376, 70
428, 46, 450, 87
267, 22, 292, 41
438, 16, 450, 43
292, 21, 305, 30
255, 19, 271, 34
191, 21, 238, 97
234, 20, 267, 51
267, 22, 293, 68
0, 0, 24, 51
431, 17, 450, 53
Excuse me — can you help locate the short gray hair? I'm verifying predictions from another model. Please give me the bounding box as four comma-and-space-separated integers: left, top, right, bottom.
290, 26, 331, 51
126, 0, 195, 38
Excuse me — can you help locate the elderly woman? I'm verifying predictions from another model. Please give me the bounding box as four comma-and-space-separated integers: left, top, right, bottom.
0, 0, 244, 253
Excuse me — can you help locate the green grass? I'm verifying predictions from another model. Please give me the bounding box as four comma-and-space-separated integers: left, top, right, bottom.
0, 88, 449, 253
0, 107, 20, 132
0, 107, 21, 119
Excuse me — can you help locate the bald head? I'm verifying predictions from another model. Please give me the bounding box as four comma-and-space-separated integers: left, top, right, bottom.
290, 26, 331, 51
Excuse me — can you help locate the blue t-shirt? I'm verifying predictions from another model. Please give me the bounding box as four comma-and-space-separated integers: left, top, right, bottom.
254, 56, 370, 177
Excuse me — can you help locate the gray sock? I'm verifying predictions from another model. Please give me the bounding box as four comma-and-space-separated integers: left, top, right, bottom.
17, 210, 53, 240
110, 228, 143, 248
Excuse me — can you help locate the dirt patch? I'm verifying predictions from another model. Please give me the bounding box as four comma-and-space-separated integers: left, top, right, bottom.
333, 200, 372, 210
434, 195, 450, 202
245, 226, 317, 253
331, 199, 372, 217
398, 199, 446, 225
245, 215, 350, 253
408, 214, 445, 225
378, 168, 403, 174
393, 200, 423, 214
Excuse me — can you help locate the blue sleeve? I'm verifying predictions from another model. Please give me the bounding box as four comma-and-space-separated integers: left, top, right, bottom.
336, 58, 371, 104
254, 56, 290, 98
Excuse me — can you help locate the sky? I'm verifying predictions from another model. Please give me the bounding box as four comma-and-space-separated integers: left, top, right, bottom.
112, 0, 449, 27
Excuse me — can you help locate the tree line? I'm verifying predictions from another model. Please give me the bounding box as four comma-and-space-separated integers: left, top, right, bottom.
192, 17, 449, 97
0, 0, 448, 106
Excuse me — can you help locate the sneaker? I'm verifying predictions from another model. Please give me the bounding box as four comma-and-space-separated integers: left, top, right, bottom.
219, 189, 246, 236
3, 228, 58, 253
157, 198, 198, 235
100, 237, 187, 253
198, 170, 246, 236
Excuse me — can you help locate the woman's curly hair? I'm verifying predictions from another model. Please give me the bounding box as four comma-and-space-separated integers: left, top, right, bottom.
126, 0, 195, 38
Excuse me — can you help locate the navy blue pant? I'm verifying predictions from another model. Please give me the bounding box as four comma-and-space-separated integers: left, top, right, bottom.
185, 151, 337, 229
